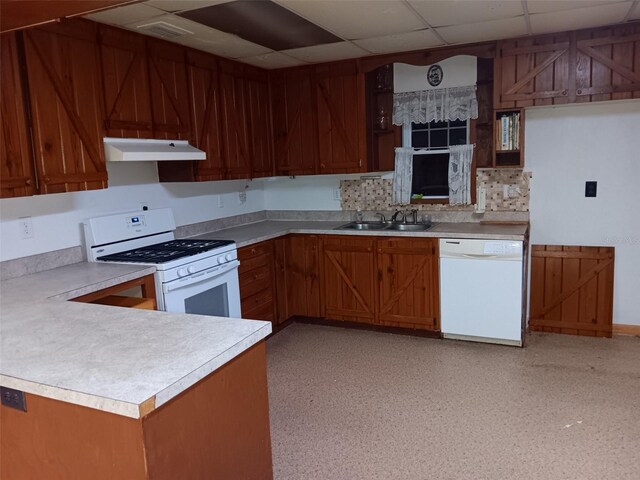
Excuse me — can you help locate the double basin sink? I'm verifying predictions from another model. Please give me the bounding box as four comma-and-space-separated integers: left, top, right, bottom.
335, 221, 432, 232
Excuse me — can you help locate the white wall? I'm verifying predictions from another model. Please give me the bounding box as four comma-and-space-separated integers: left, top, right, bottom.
0, 162, 264, 261
263, 173, 389, 211
394, 55, 477, 93
525, 99, 640, 326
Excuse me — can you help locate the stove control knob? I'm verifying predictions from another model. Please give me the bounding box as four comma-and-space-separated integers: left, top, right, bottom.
177, 268, 188, 277
225, 253, 234, 262
187, 266, 196, 274
217, 255, 226, 265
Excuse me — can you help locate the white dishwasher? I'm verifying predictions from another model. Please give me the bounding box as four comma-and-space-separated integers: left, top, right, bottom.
439, 238, 524, 347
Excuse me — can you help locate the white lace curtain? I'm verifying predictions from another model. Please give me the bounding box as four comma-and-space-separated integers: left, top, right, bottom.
392, 147, 413, 205
392, 85, 478, 125
448, 144, 474, 205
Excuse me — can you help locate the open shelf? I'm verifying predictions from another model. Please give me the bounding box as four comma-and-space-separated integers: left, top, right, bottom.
493, 108, 524, 167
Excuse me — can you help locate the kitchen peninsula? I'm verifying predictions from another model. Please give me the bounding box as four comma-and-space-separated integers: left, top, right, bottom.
0, 262, 273, 479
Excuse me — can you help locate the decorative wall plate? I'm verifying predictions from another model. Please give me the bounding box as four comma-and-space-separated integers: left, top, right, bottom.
427, 65, 443, 87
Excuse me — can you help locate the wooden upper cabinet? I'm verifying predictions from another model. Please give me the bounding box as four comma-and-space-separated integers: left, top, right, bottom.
1, 33, 36, 198
376, 238, 439, 331
244, 67, 273, 178
271, 67, 318, 176
146, 38, 191, 139
320, 235, 376, 323
313, 61, 366, 174
23, 21, 107, 194
495, 22, 640, 108
219, 61, 251, 179
186, 50, 225, 180
98, 25, 153, 138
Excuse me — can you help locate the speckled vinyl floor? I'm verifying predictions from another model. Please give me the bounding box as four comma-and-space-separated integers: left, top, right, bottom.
266, 323, 640, 480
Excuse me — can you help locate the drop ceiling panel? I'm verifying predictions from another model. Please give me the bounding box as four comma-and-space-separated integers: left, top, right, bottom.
86, 3, 166, 26
275, 0, 424, 40
282, 41, 370, 63
178, 0, 342, 50
353, 29, 444, 54
409, 0, 524, 27
436, 16, 528, 44
144, 0, 232, 13
126, 14, 271, 58
529, 2, 631, 34
526, 0, 626, 14
239, 51, 307, 69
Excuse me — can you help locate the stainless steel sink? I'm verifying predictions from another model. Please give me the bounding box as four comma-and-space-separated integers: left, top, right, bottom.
335, 221, 390, 230
335, 221, 432, 232
386, 223, 431, 231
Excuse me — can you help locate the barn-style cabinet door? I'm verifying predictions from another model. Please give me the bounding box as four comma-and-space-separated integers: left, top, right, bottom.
244, 65, 273, 178
1, 32, 36, 198
98, 24, 153, 138
376, 238, 440, 331
495, 22, 640, 108
313, 60, 366, 174
219, 60, 251, 179
146, 38, 191, 139
23, 20, 107, 194
270, 66, 318, 176
157, 49, 225, 182
320, 236, 376, 323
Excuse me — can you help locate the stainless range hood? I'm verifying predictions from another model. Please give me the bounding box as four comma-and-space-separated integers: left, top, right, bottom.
104, 137, 206, 162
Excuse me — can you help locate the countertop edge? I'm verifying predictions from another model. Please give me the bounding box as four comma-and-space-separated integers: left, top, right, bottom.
154, 322, 272, 410
225, 224, 529, 249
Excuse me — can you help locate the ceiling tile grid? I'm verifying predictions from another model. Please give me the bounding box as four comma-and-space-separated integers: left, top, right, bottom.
83, 0, 640, 68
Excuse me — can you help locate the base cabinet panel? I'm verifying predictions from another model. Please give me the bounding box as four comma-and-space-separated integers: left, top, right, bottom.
320, 236, 377, 323
1, 342, 272, 480
377, 238, 439, 330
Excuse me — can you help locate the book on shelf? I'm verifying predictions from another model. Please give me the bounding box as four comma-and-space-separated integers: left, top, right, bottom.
496, 112, 520, 151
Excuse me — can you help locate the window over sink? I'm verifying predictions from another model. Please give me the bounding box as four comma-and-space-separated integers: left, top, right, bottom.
404, 119, 469, 202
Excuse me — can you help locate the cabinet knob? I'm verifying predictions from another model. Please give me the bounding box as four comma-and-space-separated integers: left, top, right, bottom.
25, 179, 32, 185
44, 177, 51, 184
562, 89, 567, 96
577, 89, 583, 95
320, 163, 325, 169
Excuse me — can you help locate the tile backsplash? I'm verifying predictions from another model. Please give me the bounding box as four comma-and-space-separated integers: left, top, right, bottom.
341, 168, 531, 213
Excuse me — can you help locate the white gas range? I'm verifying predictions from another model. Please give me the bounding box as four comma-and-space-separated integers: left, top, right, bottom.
84, 208, 241, 318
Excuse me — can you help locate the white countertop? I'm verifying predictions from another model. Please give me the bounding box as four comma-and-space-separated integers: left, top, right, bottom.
191, 220, 529, 246
0, 262, 271, 419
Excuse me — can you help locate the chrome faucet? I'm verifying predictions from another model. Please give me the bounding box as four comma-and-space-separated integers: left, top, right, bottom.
391, 210, 405, 223
374, 213, 387, 223
405, 209, 418, 224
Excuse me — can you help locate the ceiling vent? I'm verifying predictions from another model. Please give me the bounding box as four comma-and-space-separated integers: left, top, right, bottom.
136, 21, 192, 40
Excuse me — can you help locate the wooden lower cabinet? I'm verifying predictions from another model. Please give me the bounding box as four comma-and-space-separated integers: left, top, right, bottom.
377, 238, 439, 330
1, 342, 273, 480
238, 241, 278, 322
320, 235, 439, 330
241, 235, 440, 333
320, 236, 377, 323
274, 235, 320, 321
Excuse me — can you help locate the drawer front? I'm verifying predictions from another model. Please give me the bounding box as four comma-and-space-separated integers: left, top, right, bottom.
238, 252, 271, 274
243, 302, 275, 322
241, 287, 273, 317
239, 264, 273, 300
238, 242, 272, 262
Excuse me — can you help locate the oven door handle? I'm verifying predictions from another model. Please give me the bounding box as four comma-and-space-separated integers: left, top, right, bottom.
163, 260, 239, 293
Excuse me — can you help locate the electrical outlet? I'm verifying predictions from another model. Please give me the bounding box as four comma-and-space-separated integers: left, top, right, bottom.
238, 191, 247, 204
333, 187, 341, 201
19, 217, 34, 239
1, 387, 27, 412
217, 195, 224, 208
